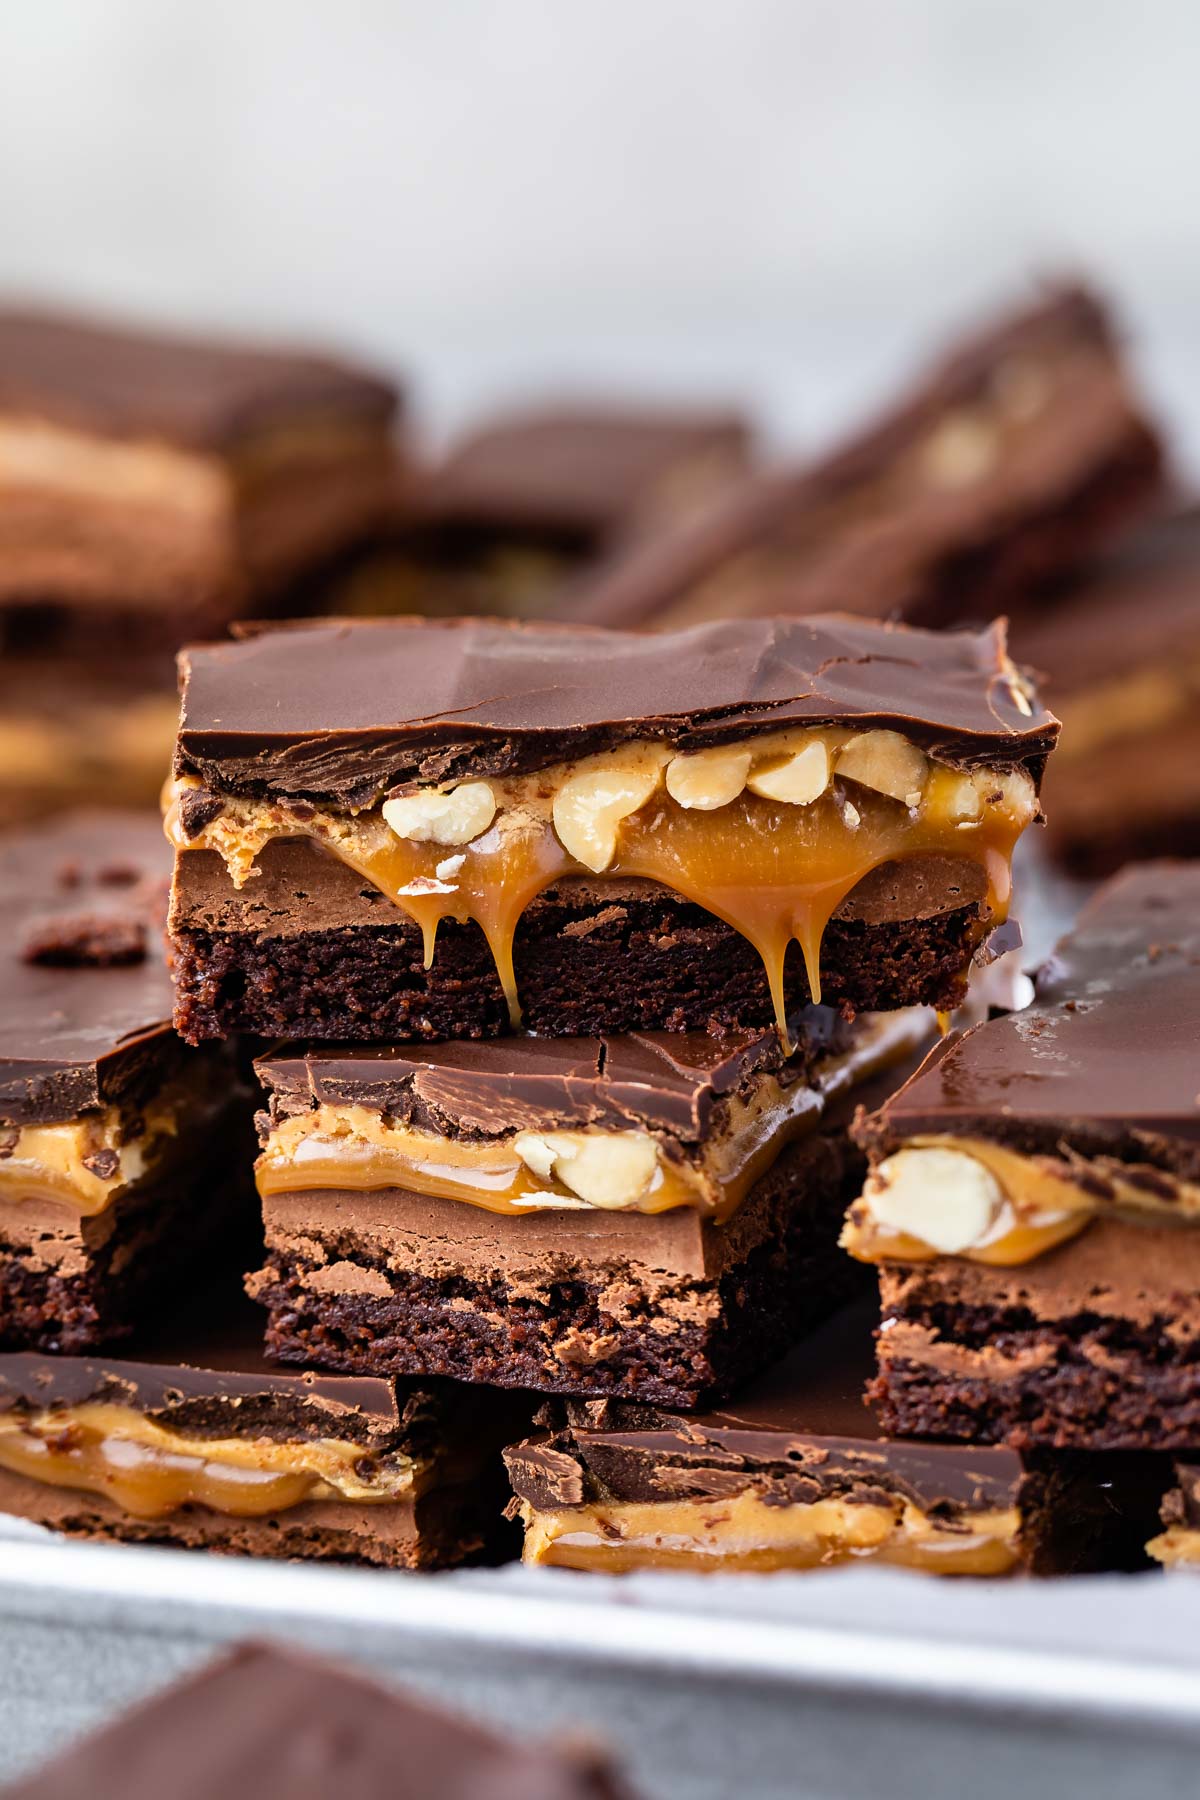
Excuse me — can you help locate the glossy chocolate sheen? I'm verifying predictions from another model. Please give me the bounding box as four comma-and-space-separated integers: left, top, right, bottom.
0, 813, 179, 1126
862, 862, 1200, 1159
0, 1290, 403, 1426
0, 306, 397, 450
1, 1642, 628, 1800
418, 403, 751, 539
256, 1013, 836, 1142
508, 1304, 1026, 1513
176, 614, 1056, 802
563, 284, 1150, 629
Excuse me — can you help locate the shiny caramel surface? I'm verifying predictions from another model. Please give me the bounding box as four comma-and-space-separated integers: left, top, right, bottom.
519, 1491, 1023, 1576
0, 1403, 419, 1520
169, 729, 1035, 1042
844, 1133, 1200, 1267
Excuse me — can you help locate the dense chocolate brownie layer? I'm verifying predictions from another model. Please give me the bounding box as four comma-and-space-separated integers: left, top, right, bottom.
251, 1132, 868, 1406
172, 884, 984, 1043
871, 1216, 1200, 1450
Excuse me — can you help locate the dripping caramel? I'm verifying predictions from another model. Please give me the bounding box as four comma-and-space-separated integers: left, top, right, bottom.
167, 724, 1038, 1042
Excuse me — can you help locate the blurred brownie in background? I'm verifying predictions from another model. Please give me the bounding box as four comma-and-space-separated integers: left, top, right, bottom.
1017, 508, 1200, 877
0, 1642, 633, 1798
0, 301, 403, 821
339, 402, 753, 618
564, 283, 1163, 629
0, 303, 401, 639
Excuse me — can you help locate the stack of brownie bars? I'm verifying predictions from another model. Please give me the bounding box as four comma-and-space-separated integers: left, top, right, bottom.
5, 602, 1136, 1578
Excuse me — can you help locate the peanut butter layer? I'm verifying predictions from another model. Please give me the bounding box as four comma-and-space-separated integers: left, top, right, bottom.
0, 1402, 421, 1519
255, 1010, 928, 1221
516, 1490, 1023, 1575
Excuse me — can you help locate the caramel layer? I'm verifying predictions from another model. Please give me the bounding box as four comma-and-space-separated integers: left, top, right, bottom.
0, 1062, 232, 1218
843, 1134, 1200, 1268
517, 1490, 1023, 1576
0, 1403, 420, 1521
1147, 1525, 1200, 1569
169, 728, 1035, 1043
256, 1011, 928, 1221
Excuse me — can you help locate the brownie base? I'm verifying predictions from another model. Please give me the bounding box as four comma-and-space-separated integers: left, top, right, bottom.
872, 1292, 1200, 1452
172, 890, 983, 1044
250, 1136, 869, 1407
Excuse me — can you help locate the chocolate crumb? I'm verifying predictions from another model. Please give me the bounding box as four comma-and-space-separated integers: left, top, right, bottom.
55, 860, 83, 890
178, 788, 226, 839
98, 861, 141, 887
82, 1148, 120, 1180
21, 912, 147, 967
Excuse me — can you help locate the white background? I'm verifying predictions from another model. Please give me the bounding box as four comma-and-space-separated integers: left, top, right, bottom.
2, 0, 1199, 458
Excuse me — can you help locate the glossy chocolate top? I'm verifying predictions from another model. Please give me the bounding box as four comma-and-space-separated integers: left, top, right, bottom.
506, 1305, 1026, 1514
0, 306, 397, 451
419, 403, 751, 541
176, 613, 1057, 803
862, 862, 1200, 1161
256, 1014, 836, 1143
0, 814, 181, 1127
2, 1642, 629, 1800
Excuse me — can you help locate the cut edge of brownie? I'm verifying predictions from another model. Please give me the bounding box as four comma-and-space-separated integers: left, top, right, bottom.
171, 893, 983, 1044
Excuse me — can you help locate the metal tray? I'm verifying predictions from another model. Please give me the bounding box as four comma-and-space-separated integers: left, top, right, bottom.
0, 1529, 1197, 1800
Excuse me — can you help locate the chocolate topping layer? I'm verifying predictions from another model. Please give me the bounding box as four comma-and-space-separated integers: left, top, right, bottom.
0, 306, 397, 450
256, 1014, 833, 1142
0, 814, 179, 1126
859, 862, 1200, 1167
506, 1305, 1027, 1515
2, 1642, 629, 1800
175, 614, 1056, 803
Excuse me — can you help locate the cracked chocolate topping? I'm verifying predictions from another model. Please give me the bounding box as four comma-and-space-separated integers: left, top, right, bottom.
506, 1304, 1027, 1514
0, 305, 397, 450
176, 613, 1057, 803
256, 1014, 838, 1142
0, 814, 180, 1126
859, 861, 1200, 1165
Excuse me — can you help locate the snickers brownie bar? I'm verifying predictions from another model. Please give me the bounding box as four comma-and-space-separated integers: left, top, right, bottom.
1018, 507, 1200, 877
247, 1011, 927, 1404
845, 863, 1200, 1450
2, 1641, 632, 1799
0, 1291, 528, 1568
166, 613, 1055, 1045
0, 814, 254, 1350
566, 284, 1162, 630
505, 1305, 1160, 1576
0, 304, 399, 638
